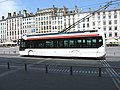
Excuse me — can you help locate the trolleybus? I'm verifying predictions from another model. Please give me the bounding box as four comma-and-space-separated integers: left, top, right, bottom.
19, 30, 106, 59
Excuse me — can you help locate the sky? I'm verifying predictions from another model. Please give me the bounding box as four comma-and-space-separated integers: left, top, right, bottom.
0, 0, 119, 19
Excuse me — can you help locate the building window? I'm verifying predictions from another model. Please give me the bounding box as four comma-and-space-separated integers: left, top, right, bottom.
87, 23, 89, 27
103, 11, 105, 15
114, 10, 117, 14
109, 33, 112, 37
114, 15, 117, 18
114, 26, 117, 30
108, 15, 111, 19
52, 26, 54, 30
103, 27, 106, 31
114, 20, 117, 24
97, 16, 100, 20
103, 16, 106, 19
104, 33, 106, 38
83, 24, 85, 28
103, 21, 106, 25
98, 27, 101, 29
87, 18, 89, 22
78, 24, 80, 28
109, 27, 112, 30
93, 22, 95, 26
108, 11, 111, 14
92, 16, 95, 20
109, 21, 112, 25
98, 21, 100, 26
97, 12, 100, 15
115, 32, 117, 37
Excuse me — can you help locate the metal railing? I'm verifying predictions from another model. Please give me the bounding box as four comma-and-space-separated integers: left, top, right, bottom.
0, 61, 120, 77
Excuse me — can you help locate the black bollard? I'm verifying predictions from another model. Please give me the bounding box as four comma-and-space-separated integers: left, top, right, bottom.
99, 68, 101, 77
8, 62, 10, 69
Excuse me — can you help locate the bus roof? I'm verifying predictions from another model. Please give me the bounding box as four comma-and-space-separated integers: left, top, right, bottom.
27, 30, 98, 37
22, 30, 100, 40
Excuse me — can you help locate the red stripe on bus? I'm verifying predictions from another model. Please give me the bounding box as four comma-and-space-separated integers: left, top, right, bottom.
27, 34, 99, 40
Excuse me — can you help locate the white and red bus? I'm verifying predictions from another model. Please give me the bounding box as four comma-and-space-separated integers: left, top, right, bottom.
19, 30, 106, 59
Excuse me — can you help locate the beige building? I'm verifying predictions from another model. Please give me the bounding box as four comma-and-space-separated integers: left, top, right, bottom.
0, 5, 120, 44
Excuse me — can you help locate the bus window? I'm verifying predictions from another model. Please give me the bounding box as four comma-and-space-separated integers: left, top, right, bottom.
64, 40, 69, 47
20, 40, 30, 48
53, 40, 58, 48
82, 39, 86, 47
20, 40, 26, 48
33, 40, 38, 48
98, 37, 103, 47
86, 39, 92, 47
69, 40, 75, 47
30, 41, 35, 48
92, 39, 97, 47
77, 39, 82, 47
58, 40, 63, 47
38, 41, 45, 48
46, 40, 54, 48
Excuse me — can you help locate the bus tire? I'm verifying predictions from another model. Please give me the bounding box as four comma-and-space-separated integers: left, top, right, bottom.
28, 50, 33, 56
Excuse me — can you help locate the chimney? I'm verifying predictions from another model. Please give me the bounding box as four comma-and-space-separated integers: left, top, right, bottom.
100, 5, 102, 11
37, 8, 39, 12
2, 16, 4, 20
63, 6, 67, 15
114, 6, 116, 10
23, 10, 27, 17
89, 8, 92, 12
53, 5, 56, 15
75, 5, 78, 13
29, 13, 33, 16
13, 12, 16, 17
17, 11, 21, 16
8, 13, 11, 17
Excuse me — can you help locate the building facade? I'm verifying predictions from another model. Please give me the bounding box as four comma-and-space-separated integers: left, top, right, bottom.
0, 17, 7, 43
0, 5, 120, 44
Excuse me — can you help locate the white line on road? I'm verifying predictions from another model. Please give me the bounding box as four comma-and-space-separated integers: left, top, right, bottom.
101, 60, 120, 90
0, 59, 50, 78
0, 70, 17, 78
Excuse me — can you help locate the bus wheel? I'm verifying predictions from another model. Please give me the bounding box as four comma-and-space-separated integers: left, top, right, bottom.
28, 50, 33, 56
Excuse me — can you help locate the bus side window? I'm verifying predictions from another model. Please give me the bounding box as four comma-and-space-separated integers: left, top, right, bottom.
34, 41, 38, 48
98, 38, 103, 47
21, 40, 26, 47
77, 39, 82, 47
30, 41, 35, 48
53, 40, 58, 48
92, 39, 97, 47
58, 40, 63, 47
82, 39, 86, 47
38, 41, 45, 48
45, 40, 54, 48
69, 40, 75, 47
64, 40, 69, 47
86, 39, 92, 47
